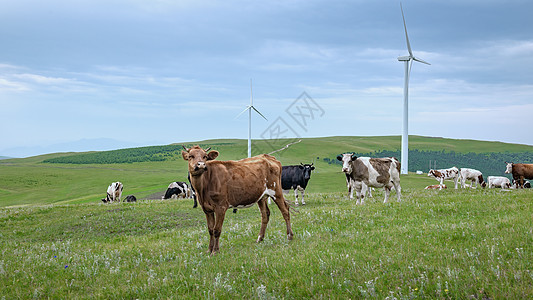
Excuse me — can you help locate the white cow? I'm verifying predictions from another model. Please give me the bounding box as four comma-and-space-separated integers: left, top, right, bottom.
460, 168, 487, 188
337, 154, 401, 204
427, 167, 460, 189
487, 176, 511, 189
102, 182, 123, 203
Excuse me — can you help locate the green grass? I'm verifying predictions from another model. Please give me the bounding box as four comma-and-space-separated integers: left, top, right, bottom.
1, 189, 532, 298
1, 135, 532, 298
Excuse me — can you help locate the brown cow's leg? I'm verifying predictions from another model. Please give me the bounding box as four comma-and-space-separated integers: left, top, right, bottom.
257, 198, 270, 242
272, 190, 293, 240
205, 212, 216, 254
212, 208, 226, 254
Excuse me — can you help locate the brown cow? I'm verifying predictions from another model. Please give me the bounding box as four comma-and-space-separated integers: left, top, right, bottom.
505, 162, 533, 188
182, 145, 293, 254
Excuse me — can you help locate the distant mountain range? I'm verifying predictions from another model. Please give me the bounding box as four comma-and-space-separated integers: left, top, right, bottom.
0, 138, 153, 158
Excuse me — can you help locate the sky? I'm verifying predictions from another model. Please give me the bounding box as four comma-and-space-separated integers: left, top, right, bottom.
1, 0, 533, 157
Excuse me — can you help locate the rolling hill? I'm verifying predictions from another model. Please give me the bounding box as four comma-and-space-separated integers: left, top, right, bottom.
1, 135, 532, 207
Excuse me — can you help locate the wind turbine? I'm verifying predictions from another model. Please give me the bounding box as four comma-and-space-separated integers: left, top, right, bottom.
397, 3, 430, 174
236, 79, 267, 158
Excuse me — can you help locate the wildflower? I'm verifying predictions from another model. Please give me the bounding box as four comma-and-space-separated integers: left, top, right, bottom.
65, 265, 69, 269
445, 289, 449, 293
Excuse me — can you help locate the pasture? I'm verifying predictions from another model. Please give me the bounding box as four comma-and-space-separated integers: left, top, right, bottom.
1, 136, 532, 298
1, 189, 532, 298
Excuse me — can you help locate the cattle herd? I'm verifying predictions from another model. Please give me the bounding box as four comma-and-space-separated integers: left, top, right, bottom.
426, 162, 532, 190
100, 145, 532, 254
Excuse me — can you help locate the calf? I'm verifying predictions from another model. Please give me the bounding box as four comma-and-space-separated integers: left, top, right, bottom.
337, 154, 401, 204
162, 181, 191, 199
487, 176, 511, 189
460, 168, 487, 188
182, 145, 293, 254
427, 167, 460, 189
101, 182, 123, 203
505, 162, 533, 188
425, 184, 446, 190
281, 163, 315, 205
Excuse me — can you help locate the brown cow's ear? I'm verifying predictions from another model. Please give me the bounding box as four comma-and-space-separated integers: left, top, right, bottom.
182, 151, 189, 161
207, 150, 219, 161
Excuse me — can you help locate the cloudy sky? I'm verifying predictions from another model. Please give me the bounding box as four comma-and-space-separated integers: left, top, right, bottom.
1, 0, 532, 157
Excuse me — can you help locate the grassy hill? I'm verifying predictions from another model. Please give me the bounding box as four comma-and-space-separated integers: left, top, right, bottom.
1, 135, 532, 208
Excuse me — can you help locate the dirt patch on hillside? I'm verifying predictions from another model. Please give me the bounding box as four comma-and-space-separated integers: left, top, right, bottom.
144, 191, 166, 200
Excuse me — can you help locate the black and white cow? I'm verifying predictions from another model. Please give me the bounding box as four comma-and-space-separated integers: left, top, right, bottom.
162, 181, 191, 200
337, 154, 401, 204
512, 179, 531, 189
101, 182, 123, 203
281, 163, 315, 205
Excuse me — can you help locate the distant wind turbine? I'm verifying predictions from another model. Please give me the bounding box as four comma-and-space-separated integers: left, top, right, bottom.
397, 2, 430, 174
236, 79, 268, 158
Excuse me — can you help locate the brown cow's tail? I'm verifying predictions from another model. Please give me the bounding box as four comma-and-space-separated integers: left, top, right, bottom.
284, 197, 300, 214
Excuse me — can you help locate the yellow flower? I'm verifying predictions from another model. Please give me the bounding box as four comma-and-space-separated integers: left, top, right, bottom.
445, 289, 449, 293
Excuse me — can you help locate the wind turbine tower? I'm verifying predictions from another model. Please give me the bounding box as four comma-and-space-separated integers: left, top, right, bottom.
397, 3, 430, 174
237, 79, 268, 158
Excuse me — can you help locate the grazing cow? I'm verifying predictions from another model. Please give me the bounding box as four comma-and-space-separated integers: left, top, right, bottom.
427, 167, 460, 190
460, 168, 487, 188
124, 195, 137, 202
425, 184, 447, 190
487, 176, 511, 189
505, 162, 533, 188
337, 154, 401, 204
512, 179, 531, 189
101, 182, 123, 203
281, 163, 315, 205
182, 145, 293, 254
162, 181, 191, 200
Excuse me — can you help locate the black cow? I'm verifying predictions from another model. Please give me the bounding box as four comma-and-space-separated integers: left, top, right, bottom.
281, 163, 315, 205
124, 195, 137, 202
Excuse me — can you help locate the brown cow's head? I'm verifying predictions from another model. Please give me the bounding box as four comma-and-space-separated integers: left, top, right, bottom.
337, 153, 357, 174
182, 145, 219, 176
504, 162, 513, 174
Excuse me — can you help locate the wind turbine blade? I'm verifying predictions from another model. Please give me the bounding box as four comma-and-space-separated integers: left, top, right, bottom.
251, 106, 268, 121
250, 78, 253, 105
235, 106, 250, 119
400, 3, 413, 57
413, 56, 431, 65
